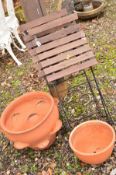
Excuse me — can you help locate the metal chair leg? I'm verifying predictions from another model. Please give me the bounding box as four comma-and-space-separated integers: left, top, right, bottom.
48, 82, 72, 130
90, 67, 115, 124
83, 70, 102, 119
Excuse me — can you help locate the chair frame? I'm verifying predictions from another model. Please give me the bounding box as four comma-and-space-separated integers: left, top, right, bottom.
20, 9, 115, 128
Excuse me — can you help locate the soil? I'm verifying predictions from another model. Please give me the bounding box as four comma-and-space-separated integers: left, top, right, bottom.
0, 0, 116, 174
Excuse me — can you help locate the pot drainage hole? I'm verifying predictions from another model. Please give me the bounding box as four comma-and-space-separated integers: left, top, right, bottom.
93, 147, 104, 153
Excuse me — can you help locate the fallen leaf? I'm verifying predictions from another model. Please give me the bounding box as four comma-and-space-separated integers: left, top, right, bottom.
16, 173, 22, 175
6, 170, 10, 175
77, 173, 82, 175
42, 171, 49, 175
48, 168, 52, 175
50, 162, 56, 169
104, 88, 116, 95
92, 19, 98, 23
80, 24, 87, 30
1, 81, 7, 86
37, 173, 42, 175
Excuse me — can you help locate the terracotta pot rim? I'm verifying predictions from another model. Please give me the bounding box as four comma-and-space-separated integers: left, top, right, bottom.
69, 120, 115, 156
76, 0, 106, 19
76, 0, 106, 14
0, 91, 55, 135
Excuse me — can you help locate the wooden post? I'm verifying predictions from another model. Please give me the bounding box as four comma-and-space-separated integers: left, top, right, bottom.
21, 0, 46, 21
39, 0, 46, 15
62, 0, 75, 13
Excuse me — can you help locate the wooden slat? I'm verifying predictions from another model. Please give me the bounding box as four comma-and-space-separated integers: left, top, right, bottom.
46, 59, 98, 82
40, 44, 91, 67
23, 34, 33, 43
30, 31, 85, 56
44, 51, 94, 75
34, 38, 87, 61
21, 10, 98, 84
20, 9, 67, 32
26, 23, 81, 48
28, 13, 78, 35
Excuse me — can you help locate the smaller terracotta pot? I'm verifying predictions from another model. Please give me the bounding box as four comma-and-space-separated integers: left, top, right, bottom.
69, 120, 115, 165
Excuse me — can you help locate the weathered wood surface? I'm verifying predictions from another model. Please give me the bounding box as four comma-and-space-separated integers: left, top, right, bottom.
21, 9, 97, 82
21, 0, 46, 21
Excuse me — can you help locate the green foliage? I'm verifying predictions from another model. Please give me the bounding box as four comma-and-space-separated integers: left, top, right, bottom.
15, 6, 26, 23
96, 44, 116, 77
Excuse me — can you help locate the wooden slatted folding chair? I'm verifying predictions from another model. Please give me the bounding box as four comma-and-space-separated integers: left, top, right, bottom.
20, 9, 97, 77
20, 9, 114, 126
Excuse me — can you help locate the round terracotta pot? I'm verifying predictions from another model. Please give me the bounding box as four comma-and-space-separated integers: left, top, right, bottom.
75, 0, 106, 19
0, 91, 62, 150
69, 120, 115, 164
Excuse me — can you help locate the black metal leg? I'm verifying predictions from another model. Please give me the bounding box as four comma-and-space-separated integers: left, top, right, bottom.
83, 70, 102, 119
48, 82, 72, 130
90, 67, 115, 124
45, 67, 115, 128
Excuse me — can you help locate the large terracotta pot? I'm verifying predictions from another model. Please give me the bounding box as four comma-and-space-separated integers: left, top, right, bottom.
69, 120, 115, 164
0, 92, 62, 150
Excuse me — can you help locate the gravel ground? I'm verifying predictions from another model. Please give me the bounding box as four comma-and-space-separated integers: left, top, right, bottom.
0, 0, 116, 174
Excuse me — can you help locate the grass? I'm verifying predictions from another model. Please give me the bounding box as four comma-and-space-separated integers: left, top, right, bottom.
0, 0, 116, 174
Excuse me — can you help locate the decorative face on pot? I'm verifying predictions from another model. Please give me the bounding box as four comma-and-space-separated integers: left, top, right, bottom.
0, 91, 62, 150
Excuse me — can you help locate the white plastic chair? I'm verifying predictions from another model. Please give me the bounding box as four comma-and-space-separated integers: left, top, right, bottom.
5, 0, 26, 51
0, 0, 22, 66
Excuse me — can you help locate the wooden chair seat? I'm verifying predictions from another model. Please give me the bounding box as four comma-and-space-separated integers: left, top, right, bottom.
20, 9, 97, 83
